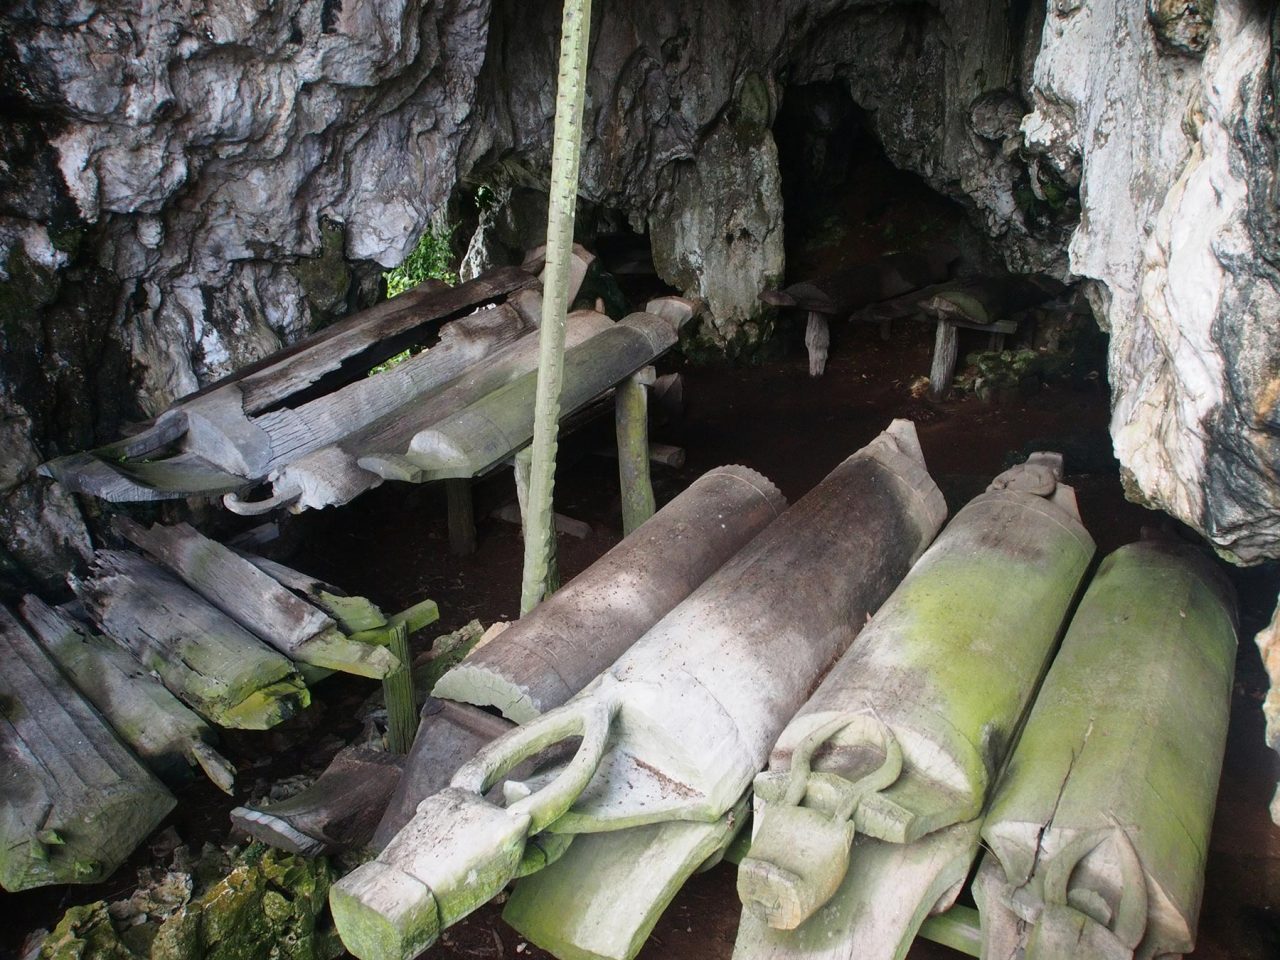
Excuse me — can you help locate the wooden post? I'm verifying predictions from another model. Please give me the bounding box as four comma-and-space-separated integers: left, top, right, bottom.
929, 319, 958, 400
515, 449, 558, 595
382, 621, 416, 755
615, 367, 656, 536
804, 312, 830, 377
445, 479, 477, 555
519, 0, 593, 616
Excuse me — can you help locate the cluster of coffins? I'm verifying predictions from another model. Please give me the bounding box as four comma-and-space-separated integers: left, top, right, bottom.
320, 421, 1235, 960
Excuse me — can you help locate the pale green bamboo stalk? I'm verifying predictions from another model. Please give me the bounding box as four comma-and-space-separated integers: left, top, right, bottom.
519, 0, 593, 615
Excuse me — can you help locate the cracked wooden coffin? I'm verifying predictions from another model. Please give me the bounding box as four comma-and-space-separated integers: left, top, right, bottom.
973, 538, 1237, 960
37, 248, 596, 505
0, 606, 176, 892
357, 302, 692, 485
328, 419, 947, 960
19, 596, 236, 794
72, 550, 311, 730
733, 453, 1095, 952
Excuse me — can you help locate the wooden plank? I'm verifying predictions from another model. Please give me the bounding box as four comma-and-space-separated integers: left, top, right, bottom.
446, 479, 477, 556
73, 550, 310, 730
20, 596, 236, 793
383, 622, 416, 755
0, 605, 175, 892
118, 519, 397, 678
234, 266, 538, 413
250, 302, 533, 472
231, 746, 404, 856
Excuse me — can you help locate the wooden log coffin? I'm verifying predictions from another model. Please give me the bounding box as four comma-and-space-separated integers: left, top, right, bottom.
974, 539, 1237, 960
72, 550, 310, 730
0, 606, 175, 891
328, 419, 947, 960
19, 596, 235, 793
736, 453, 1094, 933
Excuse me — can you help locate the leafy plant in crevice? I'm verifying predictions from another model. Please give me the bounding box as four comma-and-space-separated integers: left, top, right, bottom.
383, 225, 459, 298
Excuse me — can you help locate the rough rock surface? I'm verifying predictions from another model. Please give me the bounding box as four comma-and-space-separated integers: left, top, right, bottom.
1023, 0, 1279, 564
1, 0, 1279, 582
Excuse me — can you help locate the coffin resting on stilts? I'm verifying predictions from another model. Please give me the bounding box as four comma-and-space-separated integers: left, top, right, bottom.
974, 538, 1237, 960
329, 420, 947, 960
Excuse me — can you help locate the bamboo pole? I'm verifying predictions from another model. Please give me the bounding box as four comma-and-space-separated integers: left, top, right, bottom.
519, 0, 592, 615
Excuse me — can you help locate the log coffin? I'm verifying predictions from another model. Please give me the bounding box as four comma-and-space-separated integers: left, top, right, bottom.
973, 539, 1237, 960
734, 454, 1095, 936
0, 607, 175, 891
328, 419, 947, 960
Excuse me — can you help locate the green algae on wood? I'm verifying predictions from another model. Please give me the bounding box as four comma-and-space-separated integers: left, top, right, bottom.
19, 595, 235, 793
73, 550, 309, 730
0, 606, 175, 892
975, 538, 1237, 960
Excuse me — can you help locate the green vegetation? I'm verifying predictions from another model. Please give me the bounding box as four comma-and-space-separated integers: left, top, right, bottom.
383, 226, 458, 298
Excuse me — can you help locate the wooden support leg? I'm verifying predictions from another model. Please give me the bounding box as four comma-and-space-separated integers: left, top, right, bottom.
929, 320, 959, 401
805, 311, 830, 377
515, 449, 558, 599
616, 369, 657, 536
382, 620, 416, 755
445, 479, 477, 555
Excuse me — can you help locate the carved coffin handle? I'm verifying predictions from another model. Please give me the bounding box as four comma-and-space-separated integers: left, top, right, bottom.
451, 685, 620, 834
738, 713, 903, 930
1024, 824, 1149, 960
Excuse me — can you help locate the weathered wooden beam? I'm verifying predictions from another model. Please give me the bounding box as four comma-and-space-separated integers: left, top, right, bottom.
928, 319, 958, 401
20, 596, 236, 793
118, 519, 398, 678
359, 310, 688, 486
445, 479, 477, 556
615, 367, 656, 535
0, 606, 175, 892
73, 550, 310, 730
759, 246, 959, 315
805, 312, 830, 377
382, 622, 416, 756
492, 502, 592, 539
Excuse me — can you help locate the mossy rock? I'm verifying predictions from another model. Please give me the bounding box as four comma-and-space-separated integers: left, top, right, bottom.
39, 847, 342, 960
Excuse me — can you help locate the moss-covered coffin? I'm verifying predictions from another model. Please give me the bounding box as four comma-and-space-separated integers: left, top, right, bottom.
329, 419, 947, 960
0, 606, 175, 892
38, 265, 543, 503
974, 539, 1237, 960
73, 551, 310, 730
736, 454, 1094, 933
357, 309, 688, 483
20, 596, 235, 793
